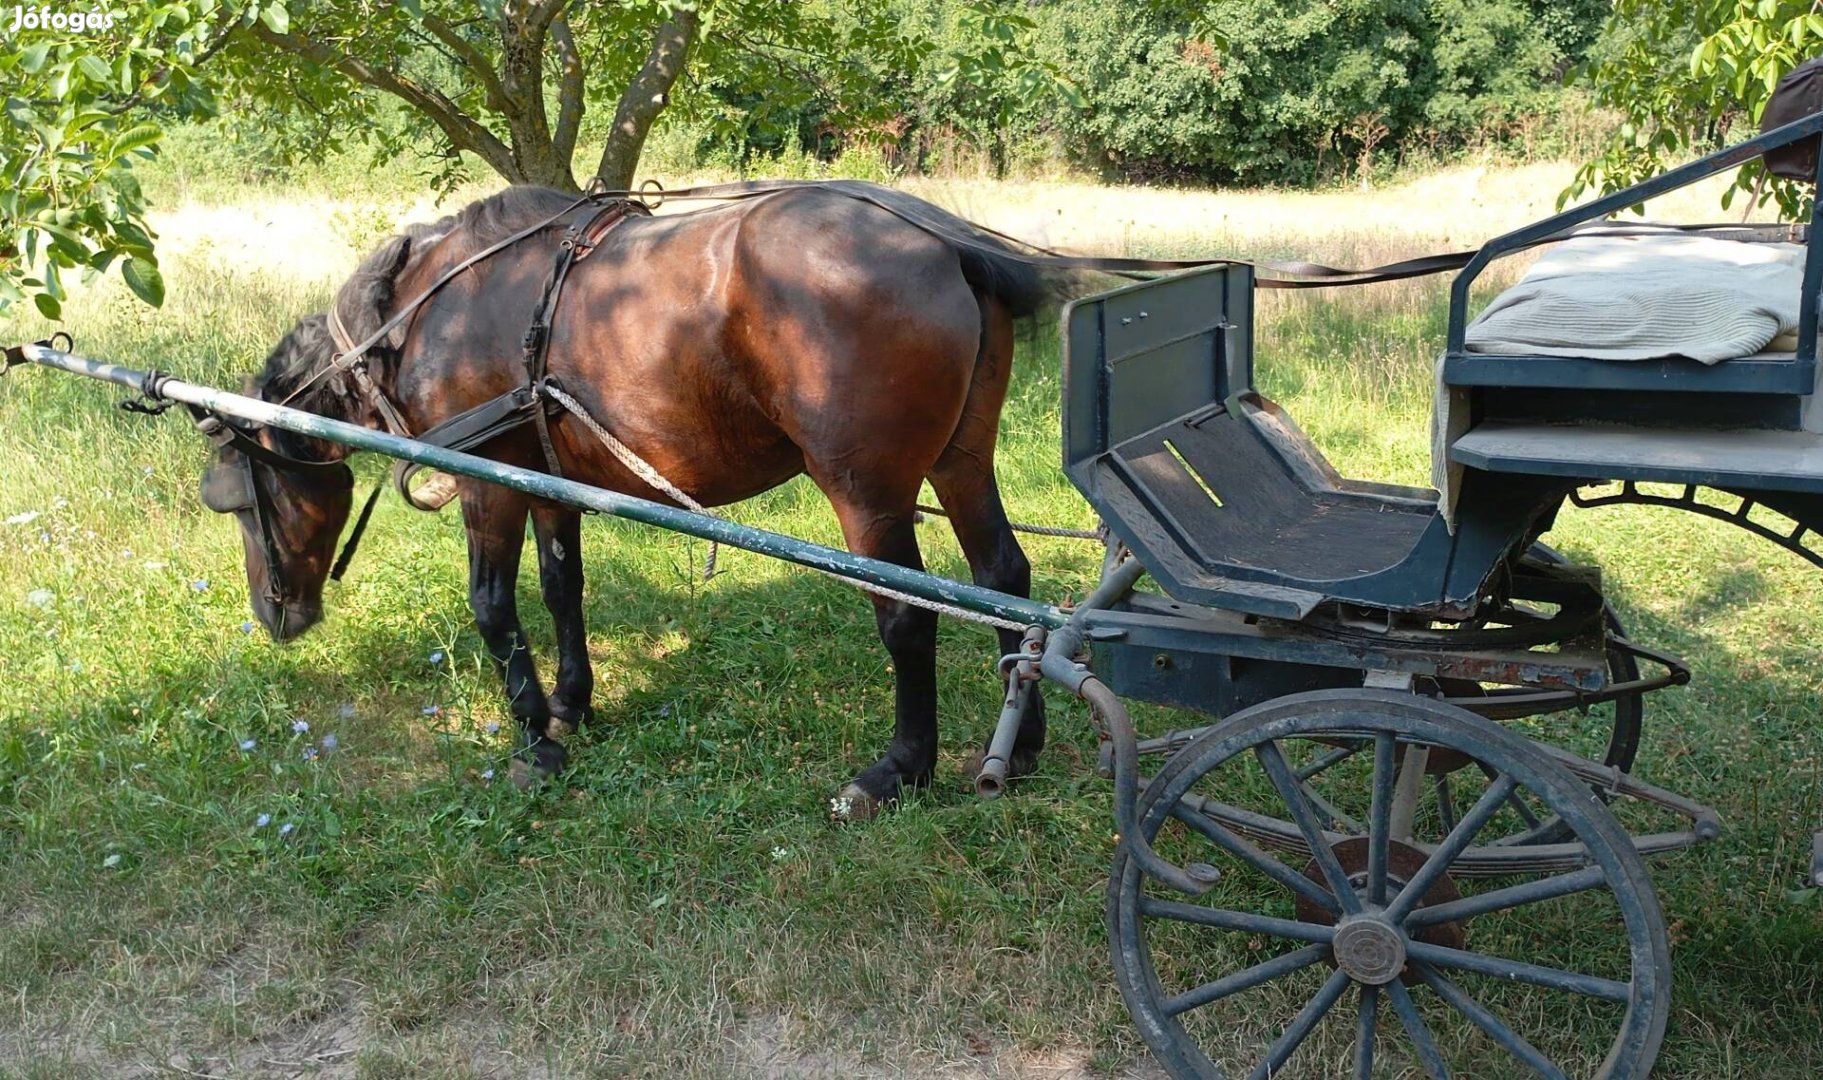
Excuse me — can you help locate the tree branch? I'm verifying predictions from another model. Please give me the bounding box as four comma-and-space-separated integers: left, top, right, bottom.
421, 13, 512, 115
595, 9, 700, 188
248, 22, 517, 178
550, 11, 585, 165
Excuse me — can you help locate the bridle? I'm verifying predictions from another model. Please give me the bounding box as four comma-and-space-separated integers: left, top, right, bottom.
192, 402, 375, 609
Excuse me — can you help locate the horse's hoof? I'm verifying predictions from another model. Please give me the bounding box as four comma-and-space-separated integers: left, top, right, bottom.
829, 782, 888, 823
957, 746, 1039, 792
511, 737, 568, 789
410, 471, 461, 511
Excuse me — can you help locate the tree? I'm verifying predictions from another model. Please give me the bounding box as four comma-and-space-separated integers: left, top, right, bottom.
0, 1, 227, 318
0, 0, 930, 316
1569, 1, 1823, 216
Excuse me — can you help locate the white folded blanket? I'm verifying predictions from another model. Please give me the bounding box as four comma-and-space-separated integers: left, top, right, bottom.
1464, 229, 1807, 363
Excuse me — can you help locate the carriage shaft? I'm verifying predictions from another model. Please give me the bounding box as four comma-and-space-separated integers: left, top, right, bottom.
17, 344, 1068, 631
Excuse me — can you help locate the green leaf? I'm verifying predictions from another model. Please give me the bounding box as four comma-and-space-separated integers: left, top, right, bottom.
33, 292, 61, 321
109, 123, 164, 159
19, 43, 51, 74
260, 1, 289, 34
122, 257, 165, 307
76, 55, 111, 84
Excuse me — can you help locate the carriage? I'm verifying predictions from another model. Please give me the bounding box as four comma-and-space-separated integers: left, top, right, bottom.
11, 112, 1823, 1079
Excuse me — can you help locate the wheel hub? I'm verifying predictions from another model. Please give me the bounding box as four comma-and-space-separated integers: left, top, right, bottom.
1294, 836, 1466, 985
1331, 916, 1406, 984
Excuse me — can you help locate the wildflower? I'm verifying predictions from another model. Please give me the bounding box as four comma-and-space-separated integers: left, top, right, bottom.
4, 511, 39, 526
190, 579, 209, 592
320, 734, 338, 751
337, 703, 355, 719
829, 796, 854, 818
25, 589, 52, 608
421, 704, 441, 717
429, 650, 445, 665
255, 813, 271, 828
102, 854, 121, 869
141, 465, 154, 476
480, 768, 496, 781
131, 762, 146, 770
239, 738, 257, 751
485, 721, 500, 734
291, 719, 310, 734
302, 746, 318, 761
240, 622, 254, 635
121, 549, 133, 559
68, 661, 82, 673
278, 822, 295, 836
771, 846, 790, 861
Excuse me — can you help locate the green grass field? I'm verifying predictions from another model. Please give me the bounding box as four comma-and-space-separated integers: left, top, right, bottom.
0, 164, 1818, 1078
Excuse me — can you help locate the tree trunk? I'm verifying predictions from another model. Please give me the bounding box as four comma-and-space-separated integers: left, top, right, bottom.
595, 10, 700, 190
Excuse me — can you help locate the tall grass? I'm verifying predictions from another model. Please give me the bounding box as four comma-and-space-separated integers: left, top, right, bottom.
0, 162, 1817, 1077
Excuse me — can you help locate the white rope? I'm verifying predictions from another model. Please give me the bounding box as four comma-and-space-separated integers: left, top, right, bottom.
544, 382, 1031, 631
543, 381, 720, 579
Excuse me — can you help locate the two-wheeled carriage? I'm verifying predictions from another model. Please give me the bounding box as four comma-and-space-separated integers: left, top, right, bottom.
11, 111, 1823, 1079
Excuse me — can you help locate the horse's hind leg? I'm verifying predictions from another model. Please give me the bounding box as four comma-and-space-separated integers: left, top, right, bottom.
929, 292, 1045, 783
929, 466, 1045, 783
819, 494, 939, 821
459, 482, 566, 783
531, 505, 594, 738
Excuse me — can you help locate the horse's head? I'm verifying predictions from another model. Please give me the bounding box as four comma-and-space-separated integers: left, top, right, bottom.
203, 316, 358, 642
201, 429, 354, 642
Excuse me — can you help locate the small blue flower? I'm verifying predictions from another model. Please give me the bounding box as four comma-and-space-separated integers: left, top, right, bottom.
337, 703, 355, 720
291, 719, 310, 734
480, 768, 495, 781
239, 738, 257, 752
485, 721, 500, 734
190, 579, 209, 592
240, 621, 254, 634
302, 746, 318, 761
279, 822, 295, 836
255, 813, 271, 828
320, 733, 338, 751
422, 704, 441, 717
659, 703, 672, 718
429, 650, 445, 665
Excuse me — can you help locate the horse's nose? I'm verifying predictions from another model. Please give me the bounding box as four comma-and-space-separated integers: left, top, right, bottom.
256, 600, 322, 643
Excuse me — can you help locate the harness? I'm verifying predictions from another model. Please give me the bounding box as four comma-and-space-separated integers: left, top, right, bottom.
320, 195, 649, 510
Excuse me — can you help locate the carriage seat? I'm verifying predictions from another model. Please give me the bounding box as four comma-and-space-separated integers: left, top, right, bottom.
1443, 228, 1819, 401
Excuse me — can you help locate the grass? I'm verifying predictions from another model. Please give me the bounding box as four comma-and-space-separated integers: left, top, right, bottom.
0, 161, 1819, 1078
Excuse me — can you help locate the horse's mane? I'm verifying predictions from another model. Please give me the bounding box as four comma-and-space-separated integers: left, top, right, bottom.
256, 186, 582, 417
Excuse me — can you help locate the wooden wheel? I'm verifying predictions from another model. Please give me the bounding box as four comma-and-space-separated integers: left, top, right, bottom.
1107, 690, 1670, 1079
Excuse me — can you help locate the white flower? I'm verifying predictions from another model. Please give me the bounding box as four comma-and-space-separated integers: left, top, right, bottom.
480, 768, 495, 781
4, 511, 40, 526
770, 846, 790, 861
25, 589, 52, 609
428, 650, 445, 664
829, 796, 854, 818
102, 854, 121, 869
291, 719, 309, 734
239, 738, 257, 751
255, 813, 271, 828
278, 822, 295, 836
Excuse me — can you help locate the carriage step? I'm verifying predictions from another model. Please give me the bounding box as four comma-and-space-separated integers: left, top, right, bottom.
1452, 421, 1823, 495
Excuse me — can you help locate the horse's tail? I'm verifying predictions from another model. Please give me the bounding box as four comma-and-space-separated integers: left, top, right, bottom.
953, 237, 1047, 321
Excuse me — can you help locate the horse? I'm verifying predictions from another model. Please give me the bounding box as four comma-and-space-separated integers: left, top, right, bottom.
200, 183, 1052, 817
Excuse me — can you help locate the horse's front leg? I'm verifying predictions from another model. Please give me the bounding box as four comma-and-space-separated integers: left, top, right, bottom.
461, 485, 566, 783
531, 505, 594, 739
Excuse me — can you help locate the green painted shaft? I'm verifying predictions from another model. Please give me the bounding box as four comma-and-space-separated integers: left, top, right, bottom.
20, 344, 1068, 629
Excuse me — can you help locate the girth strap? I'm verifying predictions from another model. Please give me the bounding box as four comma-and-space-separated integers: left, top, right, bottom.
392, 384, 558, 509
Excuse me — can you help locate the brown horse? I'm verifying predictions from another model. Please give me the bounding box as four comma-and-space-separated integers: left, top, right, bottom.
204, 184, 1049, 816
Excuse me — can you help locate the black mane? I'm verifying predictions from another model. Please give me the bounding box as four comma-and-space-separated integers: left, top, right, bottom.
255, 185, 584, 419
